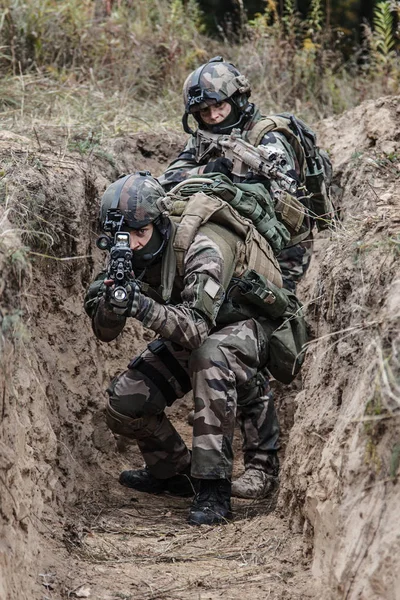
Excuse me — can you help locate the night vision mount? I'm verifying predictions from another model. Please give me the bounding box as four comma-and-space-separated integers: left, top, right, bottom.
101, 208, 125, 235
96, 208, 125, 251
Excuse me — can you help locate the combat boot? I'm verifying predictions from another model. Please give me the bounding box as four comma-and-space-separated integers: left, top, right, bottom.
188, 479, 232, 526
119, 465, 196, 497
231, 468, 278, 499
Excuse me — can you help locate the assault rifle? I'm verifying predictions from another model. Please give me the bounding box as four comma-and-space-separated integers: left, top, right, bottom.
96, 231, 134, 303
196, 128, 297, 195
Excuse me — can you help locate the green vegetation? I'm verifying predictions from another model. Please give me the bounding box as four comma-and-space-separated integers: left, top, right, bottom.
0, 0, 398, 131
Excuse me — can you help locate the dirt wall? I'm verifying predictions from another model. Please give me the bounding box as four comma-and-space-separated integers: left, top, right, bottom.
0, 129, 183, 599
280, 95, 400, 599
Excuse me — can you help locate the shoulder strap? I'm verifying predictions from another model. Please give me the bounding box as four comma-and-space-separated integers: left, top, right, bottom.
172, 192, 223, 276
245, 117, 281, 147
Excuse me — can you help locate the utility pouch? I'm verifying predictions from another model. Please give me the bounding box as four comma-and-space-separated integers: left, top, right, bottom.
267, 292, 308, 384
230, 269, 289, 320
274, 192, 305, 232
306, 148, 334, 231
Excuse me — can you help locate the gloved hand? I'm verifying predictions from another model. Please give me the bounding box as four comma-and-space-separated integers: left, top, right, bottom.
106, 281, 141, 318
242, 172, 270, 187
84, 273, 107, 318
204, 157, 233, 179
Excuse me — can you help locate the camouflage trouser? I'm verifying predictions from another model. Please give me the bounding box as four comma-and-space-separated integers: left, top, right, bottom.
278, 233, 314, 292
236, 373, 279, 476
105, 319, 279, 480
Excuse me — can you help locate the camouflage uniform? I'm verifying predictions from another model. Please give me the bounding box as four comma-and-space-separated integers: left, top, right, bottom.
91, 189, 280, 481
158, 106, 314, 291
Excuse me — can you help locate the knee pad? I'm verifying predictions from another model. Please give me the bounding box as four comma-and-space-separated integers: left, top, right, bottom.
130, 339, 191, 405
105, 400, 160, 440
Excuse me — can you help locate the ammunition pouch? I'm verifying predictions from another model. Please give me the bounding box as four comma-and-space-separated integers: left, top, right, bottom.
266, 292, 308, 384
274, 191, 310, 244
229, 269, 289, 320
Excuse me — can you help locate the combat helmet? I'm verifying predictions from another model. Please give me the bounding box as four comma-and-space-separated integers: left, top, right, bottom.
182, 56, 252, 134
100, 171, 167, 232
99, 172, 170, 266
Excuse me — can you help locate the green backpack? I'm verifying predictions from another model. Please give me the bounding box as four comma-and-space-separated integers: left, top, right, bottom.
226, 269, 308, 384
163, 181, 308, 384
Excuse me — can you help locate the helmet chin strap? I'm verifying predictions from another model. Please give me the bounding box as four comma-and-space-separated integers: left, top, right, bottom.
182, 112, 195, 135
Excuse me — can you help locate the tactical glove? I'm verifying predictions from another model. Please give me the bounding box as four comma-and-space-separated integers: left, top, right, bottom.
204, 157, 233, 179
107, 281, 141, 318
84, 272, 107, 318
242, 172, 270, 188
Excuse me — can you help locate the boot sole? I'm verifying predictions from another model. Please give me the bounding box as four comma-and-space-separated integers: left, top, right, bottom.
187, 511, 233, 526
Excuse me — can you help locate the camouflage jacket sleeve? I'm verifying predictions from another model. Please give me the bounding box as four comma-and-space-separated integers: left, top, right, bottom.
158, 136, 204, 189
134, 231, 228, 349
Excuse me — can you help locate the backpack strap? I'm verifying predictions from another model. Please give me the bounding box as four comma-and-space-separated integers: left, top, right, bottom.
172, 192, 221, 276
245, 116, 307, 182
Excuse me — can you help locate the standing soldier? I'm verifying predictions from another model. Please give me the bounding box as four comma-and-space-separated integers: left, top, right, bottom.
84, 171, 307, 525
157, 56, 333, 499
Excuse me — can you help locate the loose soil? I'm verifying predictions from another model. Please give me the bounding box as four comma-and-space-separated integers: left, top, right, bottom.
0, 95, 399, 600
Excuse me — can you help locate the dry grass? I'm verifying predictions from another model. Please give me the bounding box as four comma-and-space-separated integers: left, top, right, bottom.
0, 1, 399, 134
60, 489, 302, 600
0, 73, 184, 136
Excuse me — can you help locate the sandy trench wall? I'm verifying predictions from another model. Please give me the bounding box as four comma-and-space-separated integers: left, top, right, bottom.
280, 96, 400, 599
0, 130, 183, 600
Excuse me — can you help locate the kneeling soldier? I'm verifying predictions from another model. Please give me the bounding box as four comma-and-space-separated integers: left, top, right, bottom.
84, 171, 306, 525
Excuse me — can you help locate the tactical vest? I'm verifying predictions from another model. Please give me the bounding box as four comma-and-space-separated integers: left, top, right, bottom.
244, 113, 334, 231
166, 189, 282, 287
167, 173, 298, 255
143, 188, 307, 385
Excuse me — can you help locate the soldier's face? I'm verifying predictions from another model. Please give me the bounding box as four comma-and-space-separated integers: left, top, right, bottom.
199, 101, 232, 125
129, 223, 154, 250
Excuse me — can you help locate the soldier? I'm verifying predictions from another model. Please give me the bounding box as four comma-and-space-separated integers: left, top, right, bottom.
158, 56, 332, 499
84, 171, 306, 525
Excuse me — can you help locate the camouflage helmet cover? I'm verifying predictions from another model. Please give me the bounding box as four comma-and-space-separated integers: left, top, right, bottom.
183, 56, 251, 114
100, 172, 166, 231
